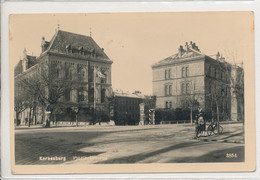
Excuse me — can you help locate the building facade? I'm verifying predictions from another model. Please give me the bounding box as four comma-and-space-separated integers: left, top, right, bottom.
151, 41, 242, 121
112, 91, 156, 125
14, 30, 113, 125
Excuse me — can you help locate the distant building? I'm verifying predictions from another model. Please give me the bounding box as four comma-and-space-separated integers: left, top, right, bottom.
14, 30, 113, 125
151, 41, 244, 121
112, 90, 156, 125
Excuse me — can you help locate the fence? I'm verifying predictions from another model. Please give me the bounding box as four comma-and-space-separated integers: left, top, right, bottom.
160, 120, 192, 124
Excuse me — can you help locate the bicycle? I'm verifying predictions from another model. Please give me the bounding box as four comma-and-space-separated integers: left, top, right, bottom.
195, 124, 205, 138
207, 122, 223, 136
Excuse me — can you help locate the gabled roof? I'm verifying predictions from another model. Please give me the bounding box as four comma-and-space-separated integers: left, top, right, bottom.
45, 30, 111, 61
152, 47, 205, 68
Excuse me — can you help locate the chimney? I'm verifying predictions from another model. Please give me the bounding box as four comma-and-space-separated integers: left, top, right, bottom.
41, 36, 47, 53
185, 42, 189, 51
219, 54, 225, 61
216, 51, 220, 60
178, 45, 184, 57
22, 48, 28, 72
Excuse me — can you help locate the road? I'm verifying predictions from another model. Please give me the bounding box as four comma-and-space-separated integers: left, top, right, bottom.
15, 123, 244, 164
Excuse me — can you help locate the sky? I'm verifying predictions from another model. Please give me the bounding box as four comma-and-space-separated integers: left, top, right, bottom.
9, 12, 254, 95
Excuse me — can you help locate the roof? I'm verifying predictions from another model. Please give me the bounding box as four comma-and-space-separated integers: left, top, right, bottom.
45, 30, 111, 61
114, 91, 145, 99
151, 47, 205, 68
14, 60, 23, 76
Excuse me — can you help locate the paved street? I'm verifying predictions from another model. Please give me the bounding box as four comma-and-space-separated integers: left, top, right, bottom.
15, 123, 244, 164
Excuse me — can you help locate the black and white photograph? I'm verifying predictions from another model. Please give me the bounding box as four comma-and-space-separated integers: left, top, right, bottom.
10, 12, 255, 174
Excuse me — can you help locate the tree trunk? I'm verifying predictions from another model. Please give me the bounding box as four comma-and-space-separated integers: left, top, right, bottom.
16, 112, 20, 126
76, 114, 78, 127
33, 105, 37, 125
216, 102, 220, 135
28, 107, 32, 127
54, 114, 57, 126
190, 107, 193, 125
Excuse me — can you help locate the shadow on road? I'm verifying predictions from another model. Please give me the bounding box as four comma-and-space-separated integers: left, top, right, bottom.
171, 146, 244, 163
97, 141, 204, 164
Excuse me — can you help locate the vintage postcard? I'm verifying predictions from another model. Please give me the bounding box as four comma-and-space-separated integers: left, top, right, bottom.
10, 12, 255, 174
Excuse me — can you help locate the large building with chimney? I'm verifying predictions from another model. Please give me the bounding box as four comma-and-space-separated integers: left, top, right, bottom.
14, 30, 113, 125
151, 41, 244, 121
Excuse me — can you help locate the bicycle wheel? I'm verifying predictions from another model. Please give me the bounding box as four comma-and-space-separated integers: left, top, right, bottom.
219, 125, 223, 134
213, 125, 223, 135
196, 128, 201, 138
207, 125, 214, 136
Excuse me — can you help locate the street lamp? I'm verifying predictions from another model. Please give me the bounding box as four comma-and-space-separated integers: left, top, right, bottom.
71, 106, 79, 127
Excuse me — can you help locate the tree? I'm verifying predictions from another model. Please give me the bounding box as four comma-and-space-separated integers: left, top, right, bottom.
14, 92, 26, 126
15, 61, 76, 128
222, 51, 244, 123
180, 79, 202, 124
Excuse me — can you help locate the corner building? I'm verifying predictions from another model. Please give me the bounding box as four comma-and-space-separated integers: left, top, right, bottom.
15, 30, 113, 124
151, 41, 234, 121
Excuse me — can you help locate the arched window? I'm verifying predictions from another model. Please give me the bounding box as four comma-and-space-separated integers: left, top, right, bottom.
89, 67, 94, 82
101, 89, 106, 103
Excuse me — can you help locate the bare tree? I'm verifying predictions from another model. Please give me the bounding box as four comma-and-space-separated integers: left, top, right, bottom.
221, 52, 244, 123
14, 91, 27, 126
180, 79, 202, 124
15, 61, 77, 127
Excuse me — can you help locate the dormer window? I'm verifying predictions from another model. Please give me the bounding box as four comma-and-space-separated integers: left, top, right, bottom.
66, 44, 72, 54
78, 47, 83, 55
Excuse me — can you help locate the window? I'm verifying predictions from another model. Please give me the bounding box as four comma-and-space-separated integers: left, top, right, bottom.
186, 67, 189, 77
68, 69, 73, 80
65, 89, 70, 101
169, 101, 172, 108
56, 66, 62, 79
181, 83, 185, 95
209, 81, 211, 94
101, 73, 107, 84
78, 88, 85, 102
101, 89, 106, 103
182, 67, 185, 77
88, 88, 94, 103
165, 85, 168, 96
169, 85, 172, 95
182, 66, 189, 77
186, 83, 190, 94
165, 101, 169, 108
226, 86, 228, 97
182, 82, 190, 94
80, 69, 86, 81
89, 67, 94, 82
165, 69, 171, 79
165, 84, 172, 96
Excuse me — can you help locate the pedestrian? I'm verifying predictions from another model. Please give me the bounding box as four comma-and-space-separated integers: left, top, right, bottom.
194, 107, 205, 138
